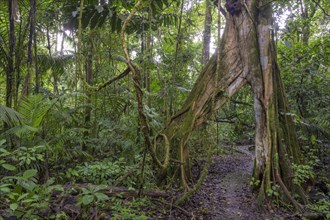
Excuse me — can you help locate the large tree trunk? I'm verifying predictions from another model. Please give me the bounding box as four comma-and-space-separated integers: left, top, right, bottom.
251, 1, 306, 208
159, 0, 306, 208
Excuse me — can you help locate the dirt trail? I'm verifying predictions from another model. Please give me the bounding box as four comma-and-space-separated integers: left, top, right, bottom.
165, 146, 296, 219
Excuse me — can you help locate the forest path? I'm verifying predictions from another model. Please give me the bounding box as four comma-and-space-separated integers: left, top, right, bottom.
166, 145, 295, 219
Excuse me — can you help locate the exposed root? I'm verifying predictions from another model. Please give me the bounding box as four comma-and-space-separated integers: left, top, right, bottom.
275, 170, 304, 212
176, 142, 215, 205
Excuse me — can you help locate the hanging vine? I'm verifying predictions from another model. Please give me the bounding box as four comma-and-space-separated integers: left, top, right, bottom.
120, 0, 170, 174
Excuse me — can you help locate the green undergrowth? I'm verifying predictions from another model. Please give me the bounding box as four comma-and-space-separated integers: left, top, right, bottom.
0, 164, 157, 219
65, 158, 138, 186
0, 172, 155, 219
0, 140, 158, 219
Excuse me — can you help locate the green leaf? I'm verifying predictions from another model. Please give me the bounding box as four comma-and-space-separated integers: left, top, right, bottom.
82, 195, 94, 205
94, 192, 109, 201
9, 203, 18, 211
20, 180, 37, 191
311, 134, 317, 145
17, 193, 29, 202
0, 148, 9, 154
0, 104, 22, 127
95, 184, 107, 191
0, 139, 6, 146
0, 186, 11, 193
22, 169, 37, 179
2, 164, 16, 171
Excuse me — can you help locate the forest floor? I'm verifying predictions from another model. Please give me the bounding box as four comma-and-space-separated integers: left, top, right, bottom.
156, 145, 299, 220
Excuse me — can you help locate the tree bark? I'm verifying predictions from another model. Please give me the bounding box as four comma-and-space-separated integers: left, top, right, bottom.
202, 0, 212, 64
159, 0, 306, 208
251, 1, 305, 207
6, 0, 16, 110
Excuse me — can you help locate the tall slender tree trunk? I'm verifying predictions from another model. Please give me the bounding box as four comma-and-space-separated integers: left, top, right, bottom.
14, 13, 22, 109
202, 0, 212, 64
82, 32, 94, 151
33, 0, 39, 94
7, 0, 16, 110
145, 6, 152, 106
158, 0, 306, 208
169, 0, 184, 116
22, 0, 37, 97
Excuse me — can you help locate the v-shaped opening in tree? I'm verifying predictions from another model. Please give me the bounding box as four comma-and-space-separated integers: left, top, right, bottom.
152, 0, 308, 210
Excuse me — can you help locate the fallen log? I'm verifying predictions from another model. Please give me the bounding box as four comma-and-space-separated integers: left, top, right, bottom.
63, 183, 168, 198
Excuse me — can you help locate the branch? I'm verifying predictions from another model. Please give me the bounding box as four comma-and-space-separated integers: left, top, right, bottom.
311, 0, 330, 17
96, 67, 130, 91
310, 0, 321, 18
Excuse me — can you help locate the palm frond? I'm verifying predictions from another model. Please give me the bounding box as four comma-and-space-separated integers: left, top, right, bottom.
0, 104, 22, 127
38, 54, 74, 77
19, 95, 52, 128
0, 124, 39, 138
103, 93, 127, 117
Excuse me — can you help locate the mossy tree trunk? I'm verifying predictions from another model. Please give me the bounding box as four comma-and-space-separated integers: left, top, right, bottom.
251, 1, 306, 208
160, 0, 306, 208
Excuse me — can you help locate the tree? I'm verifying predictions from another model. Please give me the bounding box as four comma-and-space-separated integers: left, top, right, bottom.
2, 0, 326, 215
140, 0, 307, 208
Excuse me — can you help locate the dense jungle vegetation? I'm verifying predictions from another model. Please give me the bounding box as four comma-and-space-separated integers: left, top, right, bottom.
0, 0, 329, 219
